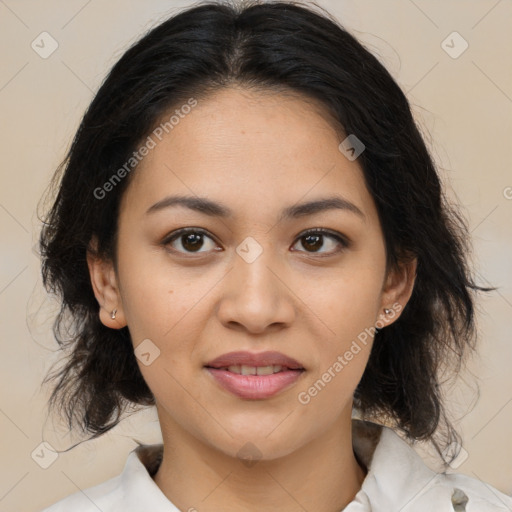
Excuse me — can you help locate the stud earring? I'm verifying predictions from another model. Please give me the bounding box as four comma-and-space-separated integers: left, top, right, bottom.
383, 308, 392, 315
111, 309, 117, 320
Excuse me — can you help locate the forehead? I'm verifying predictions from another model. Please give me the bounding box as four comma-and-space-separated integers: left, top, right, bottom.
120, 86, 377, 225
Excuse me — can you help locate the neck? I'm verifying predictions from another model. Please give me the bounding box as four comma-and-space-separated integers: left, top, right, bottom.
153, 412, 367, 512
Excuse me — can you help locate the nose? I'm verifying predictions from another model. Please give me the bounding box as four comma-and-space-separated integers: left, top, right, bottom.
216, 242, 296, 334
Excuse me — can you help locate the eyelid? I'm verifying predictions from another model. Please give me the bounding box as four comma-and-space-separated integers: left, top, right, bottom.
297, 227, 351, 247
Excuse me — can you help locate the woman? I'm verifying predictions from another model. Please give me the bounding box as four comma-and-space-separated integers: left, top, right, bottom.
38, 1, 512, 510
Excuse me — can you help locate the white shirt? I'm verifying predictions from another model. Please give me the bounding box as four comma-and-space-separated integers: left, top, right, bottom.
40, 420, 512, 511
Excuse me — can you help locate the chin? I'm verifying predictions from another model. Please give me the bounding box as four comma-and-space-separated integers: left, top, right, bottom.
201, 422, 307, 464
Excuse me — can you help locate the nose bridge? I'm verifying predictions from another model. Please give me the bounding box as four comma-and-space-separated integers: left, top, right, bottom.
234, 234, 280, 303
217, 235, 294, 331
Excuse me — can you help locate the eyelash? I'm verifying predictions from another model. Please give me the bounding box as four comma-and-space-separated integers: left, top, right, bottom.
161, 227, 350, 257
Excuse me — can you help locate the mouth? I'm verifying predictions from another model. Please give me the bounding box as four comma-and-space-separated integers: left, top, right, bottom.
204, 351, 305, 400
205, 350, 305, 371
205, 364, 302, 375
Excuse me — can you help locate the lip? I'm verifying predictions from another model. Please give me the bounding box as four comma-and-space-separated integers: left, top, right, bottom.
205, 350, 304, 370
205, 368, 304, 400
204, 350, 306, 400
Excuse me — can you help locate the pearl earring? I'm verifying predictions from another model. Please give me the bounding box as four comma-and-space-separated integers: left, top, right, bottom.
111, 309, 117, 320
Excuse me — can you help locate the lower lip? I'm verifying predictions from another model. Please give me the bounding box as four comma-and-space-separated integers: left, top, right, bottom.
205, 368, 304, 399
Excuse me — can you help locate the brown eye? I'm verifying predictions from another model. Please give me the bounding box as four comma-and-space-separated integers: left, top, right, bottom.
292, 229, 349, 255
163, 228, 218, 254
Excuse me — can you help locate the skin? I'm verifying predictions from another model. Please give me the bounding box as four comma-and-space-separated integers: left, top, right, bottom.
87, 86, 417, 512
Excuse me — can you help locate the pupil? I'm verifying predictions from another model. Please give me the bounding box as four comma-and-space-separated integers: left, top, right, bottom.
303, 234, 321, 252
183, 233, 203, 252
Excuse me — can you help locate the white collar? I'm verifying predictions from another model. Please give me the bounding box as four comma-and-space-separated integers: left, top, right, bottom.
45, 419, 512, 511
126, 419, 512, 511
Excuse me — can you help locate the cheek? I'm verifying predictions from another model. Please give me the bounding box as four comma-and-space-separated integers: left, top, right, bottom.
116, 248, 207, 391
296, 296, 375, 422
309, 259, 385, 339
303, 253, 385, 394
116, 242, 198, 340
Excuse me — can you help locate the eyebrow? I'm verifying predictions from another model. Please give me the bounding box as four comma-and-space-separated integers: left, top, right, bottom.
145, 194, 365, 221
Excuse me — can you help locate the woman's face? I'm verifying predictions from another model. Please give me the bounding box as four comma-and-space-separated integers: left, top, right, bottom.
90, 86, 414, 461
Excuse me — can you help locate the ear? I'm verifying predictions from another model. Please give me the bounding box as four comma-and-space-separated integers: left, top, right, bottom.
86, 236, 126, 329
376, 255, 417, 328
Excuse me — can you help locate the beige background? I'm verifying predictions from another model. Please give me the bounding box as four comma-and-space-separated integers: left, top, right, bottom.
0, 0, 511, 510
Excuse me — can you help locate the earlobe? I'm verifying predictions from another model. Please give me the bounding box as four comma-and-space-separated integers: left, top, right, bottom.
98, 304, 126, 330
86, 237, 126, 329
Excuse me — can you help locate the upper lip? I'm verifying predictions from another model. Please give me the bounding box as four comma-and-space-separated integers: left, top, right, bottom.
205, 351, 304, 370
